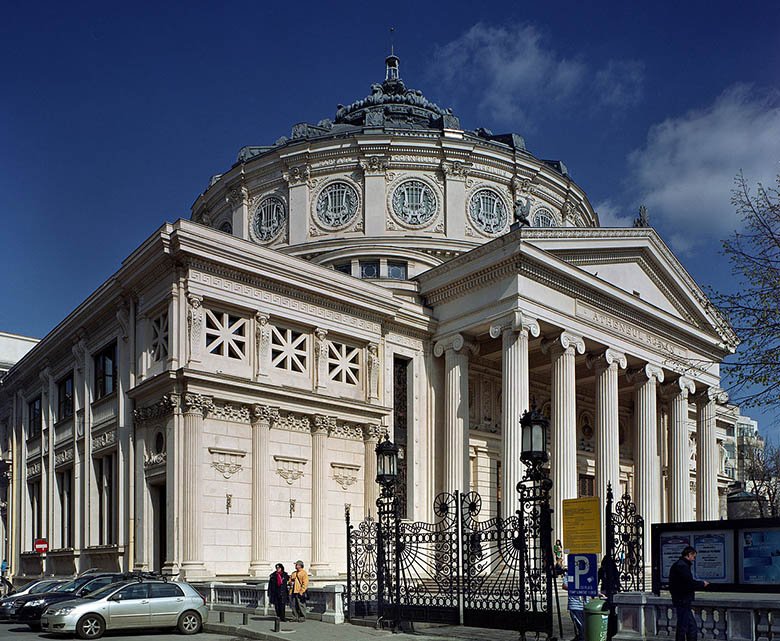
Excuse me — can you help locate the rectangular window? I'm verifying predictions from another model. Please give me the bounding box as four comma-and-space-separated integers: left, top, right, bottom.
271, 326, 308, 373
578, 474, 595, 498
204, 309, 247, 360
359, 260, 379, 279
334, 263, 352, 275
96, 453, 116, 545
387, 261, 408, 280
94, 343, 117, 400
28, 480, 42, 545
57, 469, 73, 548
57, 375, 74, 421
28, 397, 42, 439
328, 340, 361, 385
150, 311, 169, 362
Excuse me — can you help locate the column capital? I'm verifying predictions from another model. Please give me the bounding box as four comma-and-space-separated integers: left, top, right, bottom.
312, 414, 336, 435
182, 393, 213, 416
488, 311, 540, 340
433, 333, 479, 358
586, 348, 627, 372
697, 386, 729, 405
250, 404, 279, 426
627, 363, 665, 385
540, 331, 585, 356
664, 376, 696, 398
362, 424, 383, 442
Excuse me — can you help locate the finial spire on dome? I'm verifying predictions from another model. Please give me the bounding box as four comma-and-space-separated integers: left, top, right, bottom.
386, 27, 399, 81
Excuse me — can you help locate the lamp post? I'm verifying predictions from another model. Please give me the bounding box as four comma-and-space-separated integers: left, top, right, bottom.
517, 406, 558, 639
375, 435, 400, 629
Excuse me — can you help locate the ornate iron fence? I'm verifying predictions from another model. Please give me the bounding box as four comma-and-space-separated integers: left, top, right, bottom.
605, 482, 645, 593
345, 505, 379, 619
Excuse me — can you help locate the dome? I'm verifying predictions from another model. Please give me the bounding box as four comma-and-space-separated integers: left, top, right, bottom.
191, 56, 599, 289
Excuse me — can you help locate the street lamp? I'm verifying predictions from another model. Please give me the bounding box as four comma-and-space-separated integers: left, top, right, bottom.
375, 436, 399, 487
520, 406, 549, 466
374, 435, 401, 629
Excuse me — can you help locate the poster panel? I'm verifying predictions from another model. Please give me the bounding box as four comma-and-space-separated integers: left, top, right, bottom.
739, 527, 780, 585
659, 530, 734, 583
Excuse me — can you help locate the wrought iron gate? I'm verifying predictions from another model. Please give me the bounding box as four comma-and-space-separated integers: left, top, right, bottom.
605, 483, 645, 593
346, 486, 554, 635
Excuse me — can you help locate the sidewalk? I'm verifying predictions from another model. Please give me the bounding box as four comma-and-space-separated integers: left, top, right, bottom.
205, 606, 576, 641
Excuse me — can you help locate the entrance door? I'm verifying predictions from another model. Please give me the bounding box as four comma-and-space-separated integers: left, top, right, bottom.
151, 483, 167, 572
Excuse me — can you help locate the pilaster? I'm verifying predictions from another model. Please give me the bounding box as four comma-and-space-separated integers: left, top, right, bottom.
226, 178, 250, 239
249, 404, 278, 575
665, 376, 695, 521
310, 415, 333, 575
696, 387, 727, 520
362, 424, 382, 518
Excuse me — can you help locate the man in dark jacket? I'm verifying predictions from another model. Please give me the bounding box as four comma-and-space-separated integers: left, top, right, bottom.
669, 546, 709, 641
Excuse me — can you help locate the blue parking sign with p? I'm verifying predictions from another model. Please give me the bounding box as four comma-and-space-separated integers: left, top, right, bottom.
567, 553, 598, 596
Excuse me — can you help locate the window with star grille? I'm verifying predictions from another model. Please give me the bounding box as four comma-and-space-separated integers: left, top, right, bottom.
205, 309, 247, 360
327, 341, 361, 385
271, 326, 309, 373
150, 311, 169, 362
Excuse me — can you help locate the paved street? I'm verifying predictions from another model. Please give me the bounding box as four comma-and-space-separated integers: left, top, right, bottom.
0, 621, 237, 640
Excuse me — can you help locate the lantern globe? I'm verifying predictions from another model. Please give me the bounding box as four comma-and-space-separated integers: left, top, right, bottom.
520, 407, 549, 464
375, 435, 399, 486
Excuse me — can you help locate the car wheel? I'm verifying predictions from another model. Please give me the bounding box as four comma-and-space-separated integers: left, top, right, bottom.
177, 610, 202, 635
76, 613, 105, 640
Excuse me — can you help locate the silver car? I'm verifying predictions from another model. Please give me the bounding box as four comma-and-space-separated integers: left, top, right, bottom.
41, 579, 207, 639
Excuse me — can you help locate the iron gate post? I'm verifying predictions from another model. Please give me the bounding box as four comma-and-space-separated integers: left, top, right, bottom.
345, 504, 352, 621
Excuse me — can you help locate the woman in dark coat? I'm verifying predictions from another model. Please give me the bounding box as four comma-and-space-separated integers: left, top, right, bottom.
268, 563, 290, 621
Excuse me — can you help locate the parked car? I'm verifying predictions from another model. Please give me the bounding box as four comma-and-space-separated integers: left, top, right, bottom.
0, 579, 66, 619
11, 572, 128, 629
41, 578, 207, 639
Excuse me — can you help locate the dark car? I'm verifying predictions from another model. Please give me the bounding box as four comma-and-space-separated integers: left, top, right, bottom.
0, 579, 66, 619
12, 573, 128, 630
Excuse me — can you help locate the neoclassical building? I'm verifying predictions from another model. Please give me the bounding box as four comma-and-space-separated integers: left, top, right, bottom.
0, 56, 740, 581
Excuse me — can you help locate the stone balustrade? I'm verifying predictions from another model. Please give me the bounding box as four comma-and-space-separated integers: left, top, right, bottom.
615, 591, 780, 641
194, 581, 345, 624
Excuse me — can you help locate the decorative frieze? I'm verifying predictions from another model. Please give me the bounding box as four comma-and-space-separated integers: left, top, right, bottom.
282, 164, 313, 187
273, 455, 307, 485
274, 414, 311, 433
54, 447, 74, 467
134, 394, 178, 423
27, 461, 42, 477
144, 451, 166, 469
251, 404, 280, 426
331, 462, 360, 490
360, 156, 389, 175
208, 446, 246, 479
208, 402, 250, 424
92, 429, 116, 453
183, 393, 214, 416
329, 422, 364, 440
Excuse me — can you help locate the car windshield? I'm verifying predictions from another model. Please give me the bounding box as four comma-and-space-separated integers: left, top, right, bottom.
56, 576, 91, 593
84, 582, 127, 600
29, 581, 59, 594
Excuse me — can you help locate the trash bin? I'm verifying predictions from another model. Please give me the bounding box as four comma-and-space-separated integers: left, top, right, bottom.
584, 598, 609, 641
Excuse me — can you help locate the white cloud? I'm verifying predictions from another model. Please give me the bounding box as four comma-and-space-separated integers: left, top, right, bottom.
593, 199, 634, 227
430, 23, 642, 127
629, 85, 780, 244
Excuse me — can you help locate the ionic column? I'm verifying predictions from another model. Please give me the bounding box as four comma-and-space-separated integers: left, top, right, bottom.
180, 393, 211, 578
587, 348, 627, 510
542, 332, 585, 536
249, 404, 278, 576
489, 312, 540, 518
629, 364, 664, 569
433, 334, 476, 493
697, 388, 727, 520
310, 415, 332, 575
362, 425, 381, 518
666, 377, 695, 521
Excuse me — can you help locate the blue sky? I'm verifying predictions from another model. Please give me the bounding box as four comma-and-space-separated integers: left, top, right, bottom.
2, 1, 779, 433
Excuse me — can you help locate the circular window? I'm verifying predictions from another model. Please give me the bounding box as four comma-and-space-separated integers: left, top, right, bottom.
469, 189, 508, 234
154, 431, 165, 455
533, 208, 557, 228
315, 182, 359, 229
252, 196, 287, 242
391, 180, 438, 226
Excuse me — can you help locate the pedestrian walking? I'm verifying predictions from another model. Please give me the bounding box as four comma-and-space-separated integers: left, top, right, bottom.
562, 578, 586, 641
289, 560, 309, 622
267, 563, 290, 622
669, 546, 709, 641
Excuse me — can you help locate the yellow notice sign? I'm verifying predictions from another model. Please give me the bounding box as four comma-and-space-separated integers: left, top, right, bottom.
562, 497, 601, 554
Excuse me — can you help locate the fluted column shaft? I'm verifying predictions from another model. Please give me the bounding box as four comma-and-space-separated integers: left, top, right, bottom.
697, 389, 725, 520
310, 417, 330, 574
181, 394, 209, 577
632, 365, 664, 570
501, 328, 528, 516
668, 377, 695, 521
249, 405, 276, 575
546, 333, 584, 536
363, 425, 380, 518
589, 349, 626, 510
434, 335, 473, 493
